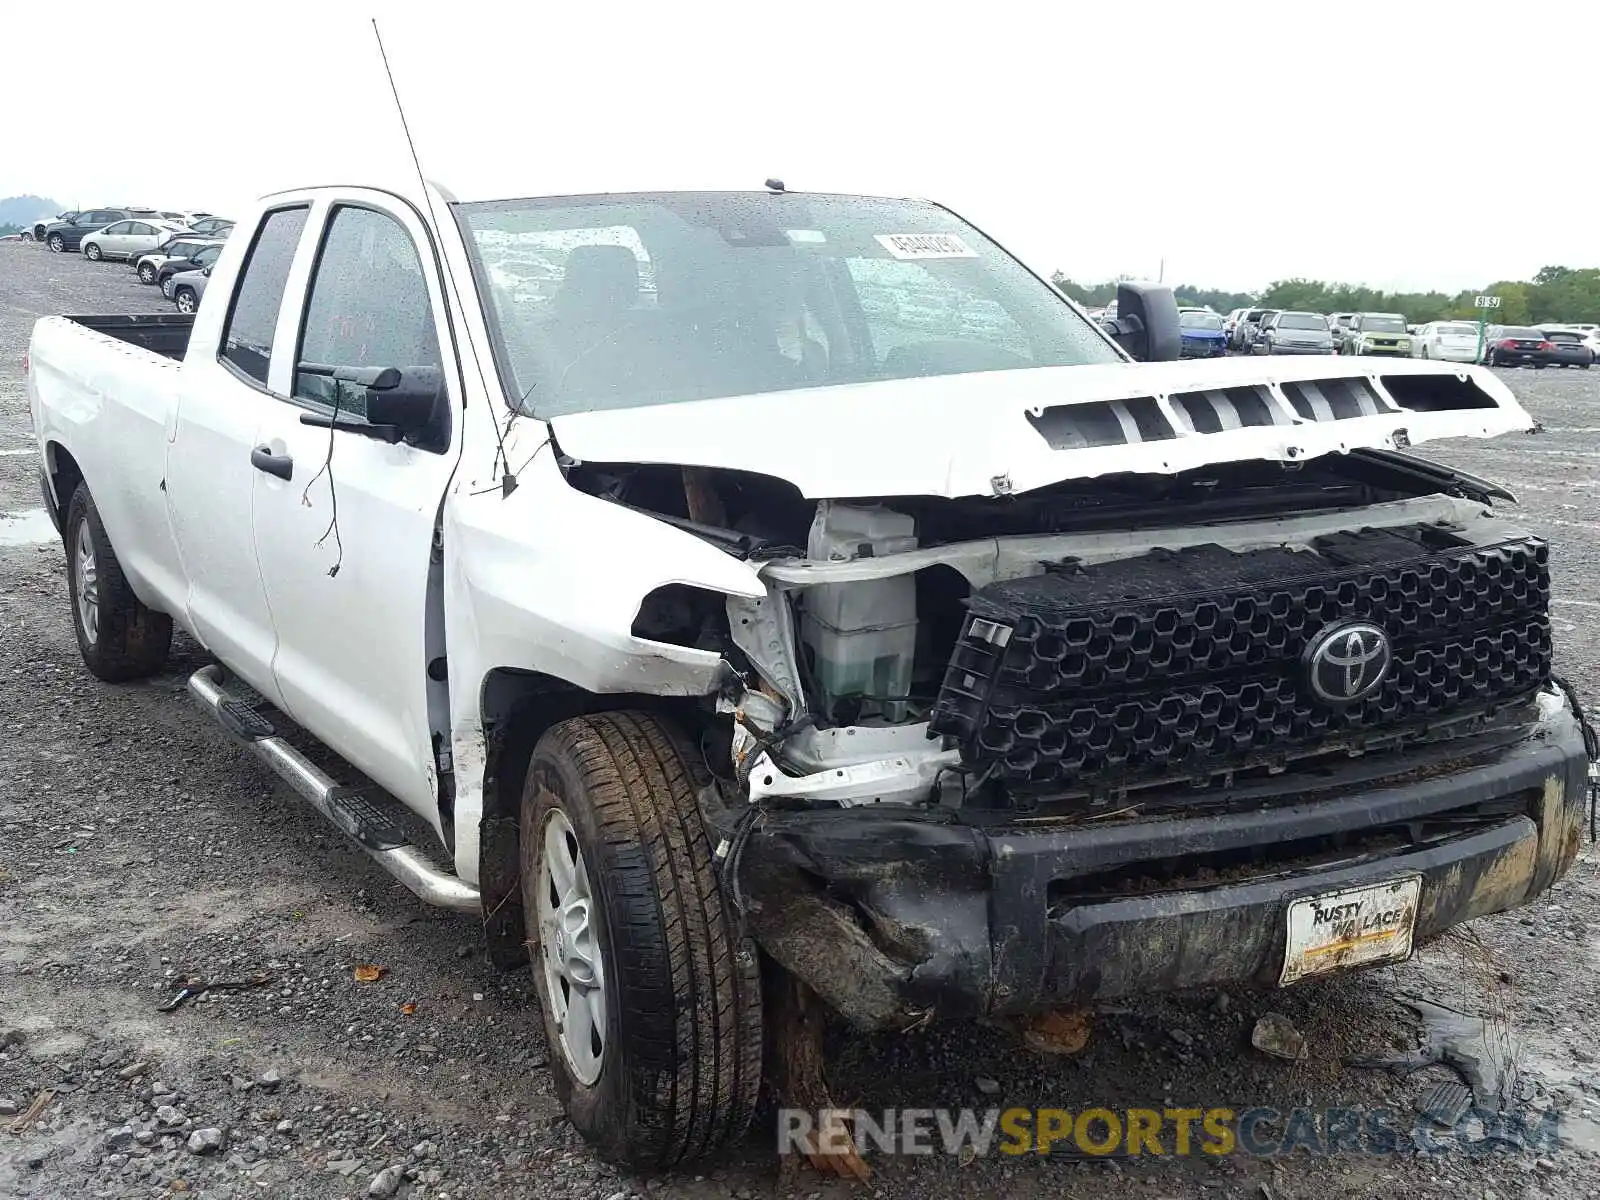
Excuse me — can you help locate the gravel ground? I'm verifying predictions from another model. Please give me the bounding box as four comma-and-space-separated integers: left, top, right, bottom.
1, 242, 1597, 1200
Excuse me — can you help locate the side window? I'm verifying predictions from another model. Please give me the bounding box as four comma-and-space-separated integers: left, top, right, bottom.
220, 206, 310, 385
293, 205, 441, 416
129, 222, 153, 236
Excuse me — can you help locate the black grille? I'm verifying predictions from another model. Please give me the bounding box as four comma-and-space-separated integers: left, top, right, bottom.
929, 530, 1550, 787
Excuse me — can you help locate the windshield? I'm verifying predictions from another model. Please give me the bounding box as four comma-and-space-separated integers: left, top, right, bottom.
1547, 331, 1581, 343
1364, 315, 1407, 333
1179, 311, 1223, 330
1277, 313, 1326, 330
456, 192, 1120, 417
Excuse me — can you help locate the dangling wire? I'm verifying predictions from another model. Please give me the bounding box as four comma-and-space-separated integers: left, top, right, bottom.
300, 382, 345, 577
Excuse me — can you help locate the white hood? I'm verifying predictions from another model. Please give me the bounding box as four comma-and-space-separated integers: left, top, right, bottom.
549, 357, 1533, 500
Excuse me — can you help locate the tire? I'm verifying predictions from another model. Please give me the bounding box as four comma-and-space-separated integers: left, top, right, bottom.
47, 233, 64, 253
84, 241, 102, 262
63, 485, 172, 682
160, 276, 174, 299
520, 711, 762, 1169
20, 230, 32, 242
137, 261, 156, 284
174, 288, 196, 314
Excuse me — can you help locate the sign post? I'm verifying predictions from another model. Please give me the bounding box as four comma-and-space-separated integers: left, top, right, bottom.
1474, 294, 1502, 363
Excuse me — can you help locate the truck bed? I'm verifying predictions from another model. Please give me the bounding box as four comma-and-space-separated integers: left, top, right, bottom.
66, 313, 195, 361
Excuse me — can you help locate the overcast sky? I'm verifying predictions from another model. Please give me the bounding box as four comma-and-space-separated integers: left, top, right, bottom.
4, 1, 1592, 294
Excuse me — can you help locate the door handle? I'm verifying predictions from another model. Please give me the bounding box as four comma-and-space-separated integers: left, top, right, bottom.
250, 445, 293, 481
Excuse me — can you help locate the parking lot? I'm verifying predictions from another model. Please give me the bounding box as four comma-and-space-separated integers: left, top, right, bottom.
3, 242, 1600, 1200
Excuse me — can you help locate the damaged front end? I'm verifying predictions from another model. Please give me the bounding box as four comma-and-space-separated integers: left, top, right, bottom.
580, 361, 1587, 1030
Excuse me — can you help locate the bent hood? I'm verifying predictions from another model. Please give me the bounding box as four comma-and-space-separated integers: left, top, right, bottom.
549, 358, 1534, 500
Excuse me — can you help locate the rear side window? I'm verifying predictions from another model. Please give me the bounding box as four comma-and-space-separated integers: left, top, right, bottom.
293, 205, 440, 415
220, 206, 309, 385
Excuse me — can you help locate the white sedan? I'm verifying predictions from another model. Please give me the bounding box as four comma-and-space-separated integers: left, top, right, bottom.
1413, 320, 1484, 363
79, 219, 185, 263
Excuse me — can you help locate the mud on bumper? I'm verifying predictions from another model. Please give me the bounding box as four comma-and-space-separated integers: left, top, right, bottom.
740, 704, 1588, 1030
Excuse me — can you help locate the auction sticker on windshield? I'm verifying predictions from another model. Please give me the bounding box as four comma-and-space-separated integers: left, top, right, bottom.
1280, 875, 1420, 985
875, 233, 978, 260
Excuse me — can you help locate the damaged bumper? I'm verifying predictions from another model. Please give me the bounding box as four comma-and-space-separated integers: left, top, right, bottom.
739, 702, 1588, 1030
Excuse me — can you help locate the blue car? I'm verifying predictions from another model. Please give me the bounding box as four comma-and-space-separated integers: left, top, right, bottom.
1179, 310, 1228, 358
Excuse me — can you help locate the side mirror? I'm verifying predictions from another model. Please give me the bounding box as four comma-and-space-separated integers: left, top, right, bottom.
1104, 282, 1181, 361
202, 266, 211, 276
297, 363, 448, 452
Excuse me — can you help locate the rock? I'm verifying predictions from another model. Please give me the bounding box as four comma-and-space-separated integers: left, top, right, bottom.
250, 1135, 269, 1154
275, 1120, 294, 1135
1212, 993, 1231, 1015
328, 1158, 364, 1176
155, 1105, 184, 1127
1250, 1012, 1307, 1062
1, 1029, 26, 1048
455, 945, 474, 959
973, 1076, 1001, 1097
135, 1130, 156, 1146
117, 1062, 150, 1080
256, 1069, 282, 1093
98, 1049, 125, 1069
231, 1074, 254, 1092
1168, 1028, 1194, 1048
604, 1191, 629, 1200
105, 1152, 129, 1169
105, 1125, 137, 1148
187, 1128, 223, 1155
368, 1164, 405, 1196
0, 1099, 18, 1117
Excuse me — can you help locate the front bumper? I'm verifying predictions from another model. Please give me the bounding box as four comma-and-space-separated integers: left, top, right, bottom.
740, 703, 1588, 1029
1352, 343, 1411, 357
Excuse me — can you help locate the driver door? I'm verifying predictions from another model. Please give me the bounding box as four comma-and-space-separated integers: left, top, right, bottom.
249, 194, 463, 826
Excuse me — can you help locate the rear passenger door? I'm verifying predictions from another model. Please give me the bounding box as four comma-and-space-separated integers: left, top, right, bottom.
250, 194, 462, 826
166, 205, 313, 705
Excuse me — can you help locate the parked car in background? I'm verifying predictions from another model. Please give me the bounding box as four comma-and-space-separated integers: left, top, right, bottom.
1413, 320, 1482, 362
32, 211, 77, 242
157, 243, 223, 297
42, 209, 140, 253
186, 216, 234, 237
1228, 307, 1267, 351
1578, 328, 1600, 361
1255, 310, 1333, 354
1540, 328, 1592, 368
1178, 308, 1228, 357
1328, 312, 1357, 352
1222, 307, 1247, 343
1241, 308, 1279, 352
168, 266, 209, 313
1339, 312, 1411, 357
135, 235, 222, 285
1483, 326, 1553, 368
80, 219, 186, 262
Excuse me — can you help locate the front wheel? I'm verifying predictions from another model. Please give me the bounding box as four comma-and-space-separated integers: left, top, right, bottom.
137, 261, 156, 284
63, 485, 173, 682
174, 288, 196, 314
520, 712, 762, 1168
47, 233, 64, 252
84, 241, 102, 261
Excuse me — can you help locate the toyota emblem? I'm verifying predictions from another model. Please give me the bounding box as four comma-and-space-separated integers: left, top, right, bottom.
1304, 621, 1392, 705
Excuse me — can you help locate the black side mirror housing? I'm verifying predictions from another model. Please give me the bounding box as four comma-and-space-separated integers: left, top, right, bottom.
364, 366, 449, 451
1099, 282, 1182, 362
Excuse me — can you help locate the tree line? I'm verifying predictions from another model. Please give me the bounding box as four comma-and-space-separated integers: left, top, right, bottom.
1051, 266, 1600, 327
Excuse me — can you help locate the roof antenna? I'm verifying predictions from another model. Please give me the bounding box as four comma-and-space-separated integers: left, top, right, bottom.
372, 18, 518, 497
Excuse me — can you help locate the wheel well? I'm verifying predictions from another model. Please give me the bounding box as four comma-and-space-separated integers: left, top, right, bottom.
475, 667, 702, 970
46, 443, 83, 525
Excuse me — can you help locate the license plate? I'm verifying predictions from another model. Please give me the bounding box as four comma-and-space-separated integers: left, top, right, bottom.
1280, 876, 1421, 985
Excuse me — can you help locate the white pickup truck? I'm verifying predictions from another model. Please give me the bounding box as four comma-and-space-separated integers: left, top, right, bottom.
28, 182, 1591, 1169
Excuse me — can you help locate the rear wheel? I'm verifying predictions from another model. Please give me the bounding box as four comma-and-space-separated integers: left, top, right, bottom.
519, 711, 763, 1168
160, 276, 174, 299
63, 485, 172, 682
47, 233, 64, 253
84, 241, 102, 261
